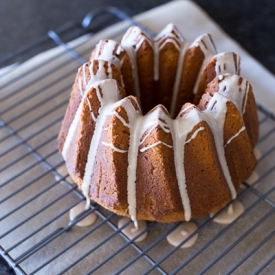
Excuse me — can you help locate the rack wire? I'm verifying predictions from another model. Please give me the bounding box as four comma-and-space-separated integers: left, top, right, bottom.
1, 7, 275, 275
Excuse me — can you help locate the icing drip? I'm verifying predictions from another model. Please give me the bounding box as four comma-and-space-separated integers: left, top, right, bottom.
118, 100, 144, 226
253, 148, 262, 160
154, 23, 184, 81
172, 108, 204, 221
121, 27, 153, 105
167, 221, 198, 248
127, 107, 173, 224
211, 200, 244, 224
69, 201, 97, 227
140, 141, 173, 152
95, 40, 125, 69
84, 94, 143, 225
101, 142, 128, 153
224, 126, 245, 147
110, 110, 130, 128
118, 217, 148, 242
245, 171, 259, 185
62, 92, 88, 161
178, 104, 195, 116
242, 82, 249, 115
86, 97, 97, 122
214, 52, 239, 76
185, 126, 205, 144
139, 116, 171, 147
217, 74, 249, 115
126, 115, 143, 226
191, 33, 216, 95
203, 92, 237, 199
78, 60, 113, 96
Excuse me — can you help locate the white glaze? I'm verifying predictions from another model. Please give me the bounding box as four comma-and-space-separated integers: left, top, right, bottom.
78, 60, 114, 96
101, 142, 128, 153
215, 52, 239, 76
241, 170, 259, 188
95, 39, 125, 69
217, 74, 249, 115
110, 110, 130, 127
224, 126, 245, 147
245, 171, 259, 185
203, 92, 237, 199
211, 200, 244, 224
185, 126, 205, 144
69, 201, 97, 227
254, 148, 262, 160
118, 217, 148, 242
167, 221, 198, 248
140, 140, 173, 152
86, 97, 97, 122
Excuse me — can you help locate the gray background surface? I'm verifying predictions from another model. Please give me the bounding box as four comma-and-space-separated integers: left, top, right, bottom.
1, 0, 275, 73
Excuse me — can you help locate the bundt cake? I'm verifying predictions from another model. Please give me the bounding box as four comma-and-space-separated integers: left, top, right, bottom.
58, 23, 258, 224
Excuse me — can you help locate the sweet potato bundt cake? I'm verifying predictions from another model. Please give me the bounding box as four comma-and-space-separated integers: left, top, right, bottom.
58, 24, 258, 223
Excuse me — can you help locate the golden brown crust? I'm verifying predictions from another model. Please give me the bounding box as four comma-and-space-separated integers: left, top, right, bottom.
223, 101, 257, 187
174, 46, 204, 116
243, 86, 259, 148
184, 121, 231, 217
89, 104, 130, 214
136, 39, 154, 114
156, 41, 180, 111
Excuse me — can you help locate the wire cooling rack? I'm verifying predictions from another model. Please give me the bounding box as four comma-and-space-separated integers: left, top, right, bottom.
1, 7, 275, 275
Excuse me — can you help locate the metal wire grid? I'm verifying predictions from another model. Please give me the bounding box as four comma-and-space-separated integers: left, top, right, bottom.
1, 8, 275, 275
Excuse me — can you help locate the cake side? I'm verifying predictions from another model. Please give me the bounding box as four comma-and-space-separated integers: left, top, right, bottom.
58, 60, 124, 154
136, 106, 184, 222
